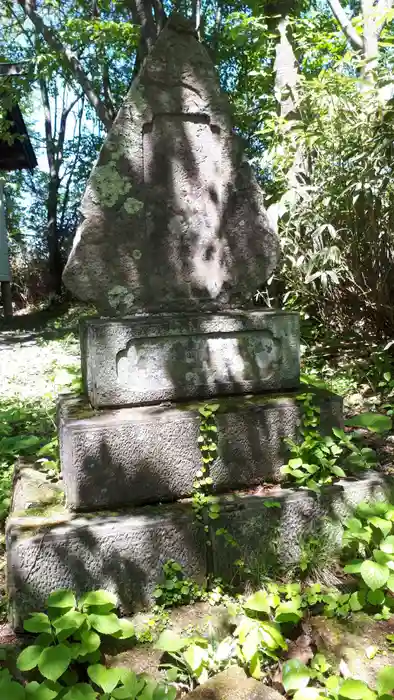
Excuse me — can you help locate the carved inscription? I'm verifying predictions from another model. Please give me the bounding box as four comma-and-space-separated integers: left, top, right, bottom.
116, 331, 281, 389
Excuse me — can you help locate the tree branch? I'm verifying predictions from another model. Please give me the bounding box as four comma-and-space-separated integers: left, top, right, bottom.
327, 0, 364, 50
376, 0, 394, 36
59, 99, 85, 233
57, 93, 82, 171
16, 0, 113, 129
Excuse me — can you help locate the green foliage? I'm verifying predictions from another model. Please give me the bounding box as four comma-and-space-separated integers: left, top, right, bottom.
340, 502, 394, 617
155, 629, 234, 690
232, 583, 305, 679
0, 396, 58, 520
279, 654, 394, 698
265, 47, 394, 334
152, 560, 206, 609
345, 413, 392, 433
281, 394, 376, 490
193, 403, 219, 522
11, 589, 176, 699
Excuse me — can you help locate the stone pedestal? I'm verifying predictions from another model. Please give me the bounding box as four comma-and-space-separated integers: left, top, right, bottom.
80, 311, 300, 407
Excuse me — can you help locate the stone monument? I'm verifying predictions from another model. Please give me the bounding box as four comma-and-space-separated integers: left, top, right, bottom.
6, 15, 345, 625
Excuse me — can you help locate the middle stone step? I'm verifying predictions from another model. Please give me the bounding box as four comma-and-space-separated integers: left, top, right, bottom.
59, 390, 343, 511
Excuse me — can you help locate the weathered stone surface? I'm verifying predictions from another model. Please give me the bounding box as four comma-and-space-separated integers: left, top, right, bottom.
80, 311, 300, 407
63, 15, 279, 315
11, 463, 64, 514
187, 667, 284, 700
58, 389, 342, 511
7, 470, 393, 626
6, 501, 206, 628
210, 472, 394, 581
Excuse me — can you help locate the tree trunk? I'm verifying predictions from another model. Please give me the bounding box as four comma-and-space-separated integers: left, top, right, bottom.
46, 175, 63, 295
361, 0, 379, 78
274, 16, 298, 119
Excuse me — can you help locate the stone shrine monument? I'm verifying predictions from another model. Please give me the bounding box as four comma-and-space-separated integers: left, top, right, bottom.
6, 15, 344, 624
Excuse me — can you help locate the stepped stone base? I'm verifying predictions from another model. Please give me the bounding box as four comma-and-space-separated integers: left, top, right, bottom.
7, 467, 391, 628
80, 311, 300, 408
59, 388, 343, 511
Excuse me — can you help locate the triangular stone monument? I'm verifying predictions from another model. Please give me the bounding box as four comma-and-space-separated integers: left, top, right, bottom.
63, 14, 279, 315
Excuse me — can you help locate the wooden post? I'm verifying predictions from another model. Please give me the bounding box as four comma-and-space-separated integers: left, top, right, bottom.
1, 281, 12, 318
0, 177, 12, 318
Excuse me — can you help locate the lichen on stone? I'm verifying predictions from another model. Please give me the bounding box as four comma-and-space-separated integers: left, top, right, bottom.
108, 285, 135, 313
90, 161, 131, 208
124, 198, 143, 215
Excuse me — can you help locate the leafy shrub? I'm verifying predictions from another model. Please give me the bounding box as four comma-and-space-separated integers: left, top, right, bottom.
155, 629, 234, 690
0, 397, 58, 520
281, 394, 377, 490
152, 561, 206, 608
282, 656, 394, 699
11, 589, 175, 700
340, 502, 394, 618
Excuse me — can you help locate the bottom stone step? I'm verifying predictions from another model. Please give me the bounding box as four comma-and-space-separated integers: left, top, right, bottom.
7, 467, 393, 628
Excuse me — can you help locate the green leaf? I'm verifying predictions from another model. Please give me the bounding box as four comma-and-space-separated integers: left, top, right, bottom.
350, 590, 365, 611
282, 659, 311, 692
80, 590, 117, 611
88, 664, 121, 693
24, 613, 52, 634
52, 610, 86, 637
38, 644, 72, 681
0, 680, 26, 700
275, 600, 302, 623
338, 678, 376, 699
344, 560, 363, 574
367, 589, 385, 605
25, 681, 58, 700
360, 560, 389, 590
369, 517, 392, 537
154, 630, 189, 653
152, 685, 177, 700
289, 458, 303, 468
259, 621, 287, 650
294, 690, 324, 700
63, 684, 98, 700
79, 629, 101, 655
345, 413, 392, 433
244, 590, 271, 613
87, 613, 121, 635
243, 627, 260, 663
373, 549, 394, 568
377, 666, 394, 694
387, 574, 394, 592
17, 644, 44, 672
183, 644, 207, 672
380, 536, 394, 554
47, 590, 76, 610
117, 670, 144, 696
331, 464, 346, 478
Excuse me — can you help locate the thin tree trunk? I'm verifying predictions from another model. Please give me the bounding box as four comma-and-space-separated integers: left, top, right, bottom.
361, 0, 379, 78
